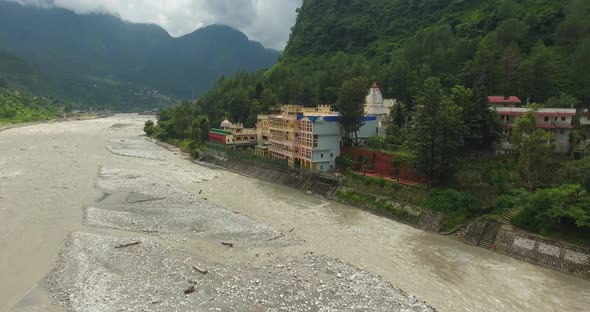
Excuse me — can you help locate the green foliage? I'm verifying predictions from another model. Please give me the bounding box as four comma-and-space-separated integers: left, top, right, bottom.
337, 77, 369, 143
490, 189, 530, 217
455, 158, 521, 195
422, 188, 482, 229
0, 87, 57, 123
335, 155, 353, 173
344, 173, 428, 206
451, 84, 501, 151
511, 185, 590, 246
335, 189, 418, 223
555, 158, 590, 192
544, 93, 581, 108
407, 78, 466, 189
143, 120, 155, 136
281, 0, 590, 106
512, 110, 554, 192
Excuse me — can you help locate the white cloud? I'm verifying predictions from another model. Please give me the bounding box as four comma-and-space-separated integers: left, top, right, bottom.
5, 0, 301, 49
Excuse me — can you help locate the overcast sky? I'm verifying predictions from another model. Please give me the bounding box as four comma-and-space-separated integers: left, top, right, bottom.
7, 0, 302, 49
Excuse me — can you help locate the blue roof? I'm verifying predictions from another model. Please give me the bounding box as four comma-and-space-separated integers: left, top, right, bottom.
297, 114, 377, 123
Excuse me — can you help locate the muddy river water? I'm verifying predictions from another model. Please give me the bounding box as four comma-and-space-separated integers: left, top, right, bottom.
0, 115, 589, 311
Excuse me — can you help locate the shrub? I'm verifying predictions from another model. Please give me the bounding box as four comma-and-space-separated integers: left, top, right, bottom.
335, 155, 353, 173
422, 188, 482, 229
144, 120, 155, 136
343, 173, 428, 205
335, 189, 417, 222
151, 124, 167, 141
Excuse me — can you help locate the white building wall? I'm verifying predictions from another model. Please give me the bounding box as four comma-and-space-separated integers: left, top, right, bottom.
311, 119, 341, 173
357, 119, 379, 140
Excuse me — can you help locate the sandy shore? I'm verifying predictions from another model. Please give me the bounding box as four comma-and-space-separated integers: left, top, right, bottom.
1, 116, 589, 312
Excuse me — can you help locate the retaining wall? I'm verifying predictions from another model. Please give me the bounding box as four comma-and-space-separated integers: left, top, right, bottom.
463, 221, 590, 278
201, 150, 340, 197
494, 229, 590, 278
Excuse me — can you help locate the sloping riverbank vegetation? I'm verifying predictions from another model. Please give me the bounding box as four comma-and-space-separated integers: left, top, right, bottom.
0, 87, 58, 124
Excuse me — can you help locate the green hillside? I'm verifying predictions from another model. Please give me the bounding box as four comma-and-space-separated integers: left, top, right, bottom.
0, 86, 58, 124
192, 0, 589, 123
287, 0, 589, 104
0, 50, 174, 111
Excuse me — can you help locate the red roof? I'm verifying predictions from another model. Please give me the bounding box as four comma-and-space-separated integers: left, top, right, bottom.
498, 111, 576, 117
488, 96, 522, 104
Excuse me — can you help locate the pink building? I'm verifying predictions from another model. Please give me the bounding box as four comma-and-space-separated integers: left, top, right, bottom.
494, 106, 576, 154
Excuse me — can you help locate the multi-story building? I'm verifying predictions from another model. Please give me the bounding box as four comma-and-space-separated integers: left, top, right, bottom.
265, 105, 342, 173
494, 107, 576, 154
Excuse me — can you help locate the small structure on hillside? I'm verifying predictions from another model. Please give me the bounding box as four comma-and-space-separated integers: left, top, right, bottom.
363, 83, 396, 137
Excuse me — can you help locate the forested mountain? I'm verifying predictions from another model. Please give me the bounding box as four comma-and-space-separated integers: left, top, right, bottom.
281, 0, 590, 105
190, 0, 589, 126
0, 1, 280, 109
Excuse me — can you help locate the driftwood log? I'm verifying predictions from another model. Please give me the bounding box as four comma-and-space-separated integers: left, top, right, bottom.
114, 241, 141, 249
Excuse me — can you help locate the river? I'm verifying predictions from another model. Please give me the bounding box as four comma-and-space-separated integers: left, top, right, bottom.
0, 115, 588, 311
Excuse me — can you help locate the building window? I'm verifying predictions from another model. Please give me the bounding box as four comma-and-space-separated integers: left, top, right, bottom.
560, 129, 565, 135
321, 153, 324, 158
330, 165, 333, 170
544, 116, 549, 122
330, 153, 333, 158
561, 117, 566, 121
320, 165, 324, 171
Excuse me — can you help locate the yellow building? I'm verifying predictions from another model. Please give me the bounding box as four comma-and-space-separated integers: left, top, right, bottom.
256, 115, 270, 143
263, 105, 342, 173
220, 119, 257, 145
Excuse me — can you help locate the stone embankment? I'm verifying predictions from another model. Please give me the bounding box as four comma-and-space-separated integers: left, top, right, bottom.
201, 150, 340, 197
201, 150, 445, 232
463, 222, 590, 279
201, 148, 590, 279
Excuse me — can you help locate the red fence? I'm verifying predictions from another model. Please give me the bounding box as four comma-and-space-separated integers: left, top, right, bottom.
341, 147, 428, 184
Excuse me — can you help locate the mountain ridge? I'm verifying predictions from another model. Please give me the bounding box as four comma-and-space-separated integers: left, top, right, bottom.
0, 1, 280, 109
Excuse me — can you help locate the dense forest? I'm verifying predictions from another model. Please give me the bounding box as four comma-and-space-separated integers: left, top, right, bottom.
152, 0, 590, 245
185, 0, 589, 128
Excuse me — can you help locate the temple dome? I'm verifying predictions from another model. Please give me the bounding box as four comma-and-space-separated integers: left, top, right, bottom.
220, 119, 231, 128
